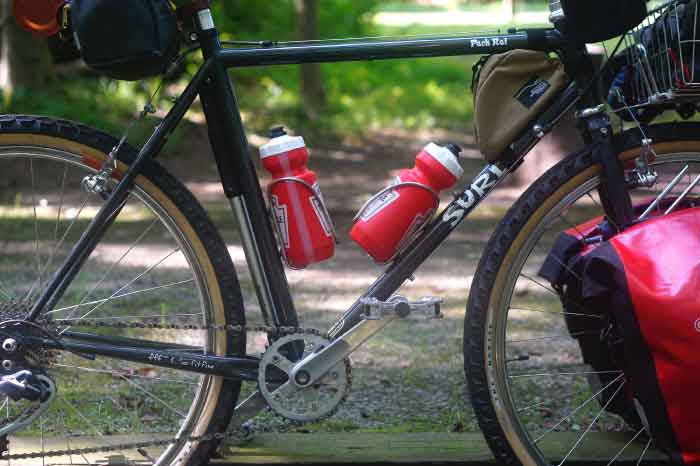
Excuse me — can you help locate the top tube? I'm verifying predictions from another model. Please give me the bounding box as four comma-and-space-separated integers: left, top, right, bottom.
217, 29, 563, 68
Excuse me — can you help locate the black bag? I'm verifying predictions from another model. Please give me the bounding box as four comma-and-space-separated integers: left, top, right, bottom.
539, 215, 641, 426
541, 199, 700, 465
71, 0, 179, 81
558, 0, 648, 43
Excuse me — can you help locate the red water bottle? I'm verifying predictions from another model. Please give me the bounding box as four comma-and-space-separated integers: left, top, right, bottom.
350, 142, 463, 263
260, 126, 335, 269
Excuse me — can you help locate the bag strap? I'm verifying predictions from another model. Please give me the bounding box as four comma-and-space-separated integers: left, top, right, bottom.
470, 55, 491, 95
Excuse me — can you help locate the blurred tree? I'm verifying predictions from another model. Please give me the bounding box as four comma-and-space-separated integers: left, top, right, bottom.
0, 2, 51, 96
295, 0, 326, 122
501, 0, 514, 20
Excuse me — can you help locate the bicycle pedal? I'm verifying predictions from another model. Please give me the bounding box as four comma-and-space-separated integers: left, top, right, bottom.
360, 295, 443, 320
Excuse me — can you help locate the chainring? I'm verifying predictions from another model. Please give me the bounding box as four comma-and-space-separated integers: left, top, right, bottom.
258, 334, 351, 422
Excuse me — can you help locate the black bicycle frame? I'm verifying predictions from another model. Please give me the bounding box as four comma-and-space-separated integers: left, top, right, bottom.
26, 7, 596, 379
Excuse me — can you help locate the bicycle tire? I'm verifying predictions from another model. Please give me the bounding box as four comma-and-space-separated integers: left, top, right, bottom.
465, 122, 700, 466
0, 114, 245, 466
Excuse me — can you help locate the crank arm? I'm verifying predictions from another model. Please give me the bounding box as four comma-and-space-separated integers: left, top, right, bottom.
289, 312, 399, 388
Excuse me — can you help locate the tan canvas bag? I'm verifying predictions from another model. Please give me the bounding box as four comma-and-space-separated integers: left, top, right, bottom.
473, 50, 568, 161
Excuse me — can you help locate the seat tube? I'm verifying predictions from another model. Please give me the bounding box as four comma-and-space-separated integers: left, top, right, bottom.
194, 8, 298, 328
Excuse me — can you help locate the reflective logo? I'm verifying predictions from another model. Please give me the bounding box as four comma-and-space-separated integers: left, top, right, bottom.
694, 318, 700, 333
442, 164, 503, 228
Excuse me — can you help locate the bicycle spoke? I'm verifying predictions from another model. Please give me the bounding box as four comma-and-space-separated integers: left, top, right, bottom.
517, 394, 577, 413
510, 307, 602, 320
59, 395, 104, 438
26, 188, 130, 306
533, 374, 624, 443
60, 246, 182, 330
52, 363, 201, 386
518, 273, 594, 316
55, 312, 202, 322
552, 209, 588, 243
30, 159, 41, 293
49, 279, 194, 315
58, 410, 75, 466
519, 273, 560, 296
54, 165, 68, 249
604, 427, 646, 466
40, 415, 45, 466
0, 286, 14, 303
538, 251, 583, 282
74, 218, 159, 309
23, 197, 90, 302
509, 370, 622, 379
506, 331, 597, 344
39, 165, 69, 302
555, 381, 626, 466
636, 437, 652, 465
107, 363, 187, 419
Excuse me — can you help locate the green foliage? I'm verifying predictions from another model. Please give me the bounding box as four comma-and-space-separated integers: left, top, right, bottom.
2, 0, 481, 144
3, 77, 140, 134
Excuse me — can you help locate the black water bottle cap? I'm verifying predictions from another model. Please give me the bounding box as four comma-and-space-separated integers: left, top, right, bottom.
445, 143, 462, 158
268, 126, 287, 138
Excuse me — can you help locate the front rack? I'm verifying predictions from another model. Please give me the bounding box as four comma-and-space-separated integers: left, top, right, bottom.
612, 0, 700, 111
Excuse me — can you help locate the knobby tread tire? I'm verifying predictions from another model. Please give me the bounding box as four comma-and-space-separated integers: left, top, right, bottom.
464, 122, 700, 466
0, 114, 245, 466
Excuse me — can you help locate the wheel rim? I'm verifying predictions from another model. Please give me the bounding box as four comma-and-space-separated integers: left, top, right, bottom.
485, 150, 700, 465
0, 145, 227, 465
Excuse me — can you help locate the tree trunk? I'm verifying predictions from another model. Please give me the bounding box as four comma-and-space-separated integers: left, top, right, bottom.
0, 3, 51, 96
501, 0, 514, 21
295, 0, 326, 122
507, 111, 584, 188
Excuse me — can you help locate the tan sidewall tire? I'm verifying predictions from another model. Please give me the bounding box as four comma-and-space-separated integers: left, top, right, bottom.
466, 122, 700, 466
0, 117, 245, 466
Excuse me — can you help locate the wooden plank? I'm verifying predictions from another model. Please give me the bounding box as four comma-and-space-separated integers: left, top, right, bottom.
5, 432, 668, 465
213, 432, 668, 465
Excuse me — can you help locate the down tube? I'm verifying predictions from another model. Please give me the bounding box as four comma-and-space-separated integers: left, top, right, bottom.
327, 162, 505, 339
327, 81, 581, 340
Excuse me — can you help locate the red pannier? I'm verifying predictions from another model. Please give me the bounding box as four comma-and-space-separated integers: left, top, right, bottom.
540, 202, 700, 464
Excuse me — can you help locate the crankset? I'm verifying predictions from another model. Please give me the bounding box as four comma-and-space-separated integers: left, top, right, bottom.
258, 334, 351, 422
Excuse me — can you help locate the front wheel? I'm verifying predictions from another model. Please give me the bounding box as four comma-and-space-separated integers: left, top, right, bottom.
465, 122, 700, 466
0, 115, 245, 466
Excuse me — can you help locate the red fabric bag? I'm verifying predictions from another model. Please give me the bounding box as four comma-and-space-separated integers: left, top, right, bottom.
541, 203, 700, 464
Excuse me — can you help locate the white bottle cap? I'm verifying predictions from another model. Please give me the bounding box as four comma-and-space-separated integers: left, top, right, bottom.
260, 134, 306, 158
424, 142, 464, 178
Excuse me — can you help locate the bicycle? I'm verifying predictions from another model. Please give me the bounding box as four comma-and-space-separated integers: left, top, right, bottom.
0, 0, 696, 465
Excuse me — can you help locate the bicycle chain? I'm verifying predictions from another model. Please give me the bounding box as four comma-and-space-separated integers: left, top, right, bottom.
1, 319, 326, 461
58, 319, 327, 337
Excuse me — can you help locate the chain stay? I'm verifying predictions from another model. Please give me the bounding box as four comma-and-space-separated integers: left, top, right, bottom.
1, 319, 322, 461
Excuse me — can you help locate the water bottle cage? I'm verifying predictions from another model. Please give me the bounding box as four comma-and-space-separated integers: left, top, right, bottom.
353, 182, 439, 264
266, 176, 338, 270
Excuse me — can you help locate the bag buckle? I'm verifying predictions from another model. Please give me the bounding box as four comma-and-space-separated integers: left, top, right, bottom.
60, 3, 71, 31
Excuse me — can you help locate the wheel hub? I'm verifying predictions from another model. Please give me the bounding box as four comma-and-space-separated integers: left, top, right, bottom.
258, 334, 351, 422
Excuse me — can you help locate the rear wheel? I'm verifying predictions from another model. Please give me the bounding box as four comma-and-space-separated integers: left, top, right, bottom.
465, 122, 700, 465
0, 115, 245, 466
